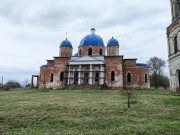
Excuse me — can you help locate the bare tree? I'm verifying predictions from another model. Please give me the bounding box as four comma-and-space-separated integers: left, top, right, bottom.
22, 79, 30, 87
147, 57, 166, 89
122, 89, 138, 108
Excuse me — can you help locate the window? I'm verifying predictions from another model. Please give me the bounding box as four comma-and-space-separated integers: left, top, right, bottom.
50, 73, 53, 82
127, 73, 131, 83
88, 48, 92, 55
79, 49, 82, 56
174, 35, 178, 53
111, 71, 115, 81
99, 48, 103, 55
60, 72, 64, 81
74, 72, 78, 84
95, 72, 99, 82
145, 74, 148, 83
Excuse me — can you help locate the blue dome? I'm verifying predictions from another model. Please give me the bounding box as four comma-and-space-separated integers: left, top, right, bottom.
60, 38, 73, 48
107, 37, 119, 46
74, 53, 79, 56
40, 64, 47, 68
79, 29, 104, 47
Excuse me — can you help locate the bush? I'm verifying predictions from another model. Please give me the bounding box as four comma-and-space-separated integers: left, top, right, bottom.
3, 80, 21, 89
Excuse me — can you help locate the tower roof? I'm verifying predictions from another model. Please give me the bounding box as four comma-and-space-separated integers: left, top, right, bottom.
107, 37, 119, 46
79, 28, 105, 47
60, 38, 73, 48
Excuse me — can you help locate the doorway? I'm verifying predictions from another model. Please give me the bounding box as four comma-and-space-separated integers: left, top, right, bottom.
176, 69, 180, 91
84, 72, 89, 85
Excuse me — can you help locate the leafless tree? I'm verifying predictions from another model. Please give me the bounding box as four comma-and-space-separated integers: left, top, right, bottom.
122, 89, 138, 108
147, 56, 166, 89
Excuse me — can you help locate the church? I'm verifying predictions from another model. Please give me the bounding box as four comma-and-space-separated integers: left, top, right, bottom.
38, 28, 150, 89
167, 0, 180, 91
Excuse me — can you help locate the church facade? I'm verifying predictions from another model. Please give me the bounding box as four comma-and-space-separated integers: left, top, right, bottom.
39, 28, 150, 89
167, 0, 180, 91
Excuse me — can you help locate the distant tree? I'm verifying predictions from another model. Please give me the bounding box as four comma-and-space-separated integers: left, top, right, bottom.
4, 80, 21, 90
147, 57, 166, 89
22, 79, 30, 87
0, 83, 2, 90
150, 75, 169, 88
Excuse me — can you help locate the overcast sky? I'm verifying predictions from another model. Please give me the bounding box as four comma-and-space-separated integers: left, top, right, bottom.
0, 0, 171, 85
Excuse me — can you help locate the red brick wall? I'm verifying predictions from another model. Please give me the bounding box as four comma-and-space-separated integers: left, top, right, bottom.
105, 56, 123, 88
39, 57, 70, 89
124, 66, 150, 88
78, 46, 105, 56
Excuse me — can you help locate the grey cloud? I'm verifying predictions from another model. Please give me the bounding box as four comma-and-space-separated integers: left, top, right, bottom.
0, 0, 171, 82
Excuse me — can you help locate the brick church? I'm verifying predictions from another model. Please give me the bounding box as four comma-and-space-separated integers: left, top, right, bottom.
38, 28, 150, 89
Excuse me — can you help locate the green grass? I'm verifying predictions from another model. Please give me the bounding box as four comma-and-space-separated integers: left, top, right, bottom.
0, 89, 179, 135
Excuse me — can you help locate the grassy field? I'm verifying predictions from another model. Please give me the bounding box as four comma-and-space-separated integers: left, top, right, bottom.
0, 89, 179, 135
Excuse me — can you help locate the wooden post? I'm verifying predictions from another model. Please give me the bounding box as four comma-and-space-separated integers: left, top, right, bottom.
31, 75, 34, 88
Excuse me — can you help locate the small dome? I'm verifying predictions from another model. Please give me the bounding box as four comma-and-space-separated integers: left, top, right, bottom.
40, 64, 47, 68
79, 28, 105, 47
74, 53, 79, 56
60, 38, 73, 48
107, 37, 119, 46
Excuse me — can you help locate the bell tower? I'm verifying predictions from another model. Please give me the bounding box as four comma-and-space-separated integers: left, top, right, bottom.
171, 0, 180, 21
167, 0, 180, 91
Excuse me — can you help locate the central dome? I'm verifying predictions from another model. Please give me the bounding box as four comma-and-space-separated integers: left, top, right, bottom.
79, 28, 105, 47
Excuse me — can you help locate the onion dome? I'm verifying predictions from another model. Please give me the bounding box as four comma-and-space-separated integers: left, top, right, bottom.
60, 38, 73, 48
107, 37, 119, 46
79, 28, 105, 47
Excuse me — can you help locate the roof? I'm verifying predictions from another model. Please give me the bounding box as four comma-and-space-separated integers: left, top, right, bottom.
136, 63, 149, 68
79, 34, 105, 47
69, 56, 104, 65
167, 15, 180, 30
107, 37, 119, 46
60, 38, 73, 48
79, 28, 105, 47
40, 64, 48, 68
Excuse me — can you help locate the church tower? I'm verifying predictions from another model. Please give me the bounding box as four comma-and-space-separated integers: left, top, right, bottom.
167, 0, 180, 91
170, 0, 180, 21
106, 37, 119, 56
59, 38, 73, 57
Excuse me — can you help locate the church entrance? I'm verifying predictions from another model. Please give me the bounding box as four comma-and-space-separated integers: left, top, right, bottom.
84, 72, 89, 85
176, 69, 180, 91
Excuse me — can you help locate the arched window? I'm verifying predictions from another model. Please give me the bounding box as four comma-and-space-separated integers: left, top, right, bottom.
50, 73, 53, 82
145, 74, 148, 83
88, 48, 92, 56
99, 48, 103, 55
127, 73, 131, 83
174, 35, 178, 53
111, 71, 115, 81
60, 72, 64, 81
79, 49, 82, 56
